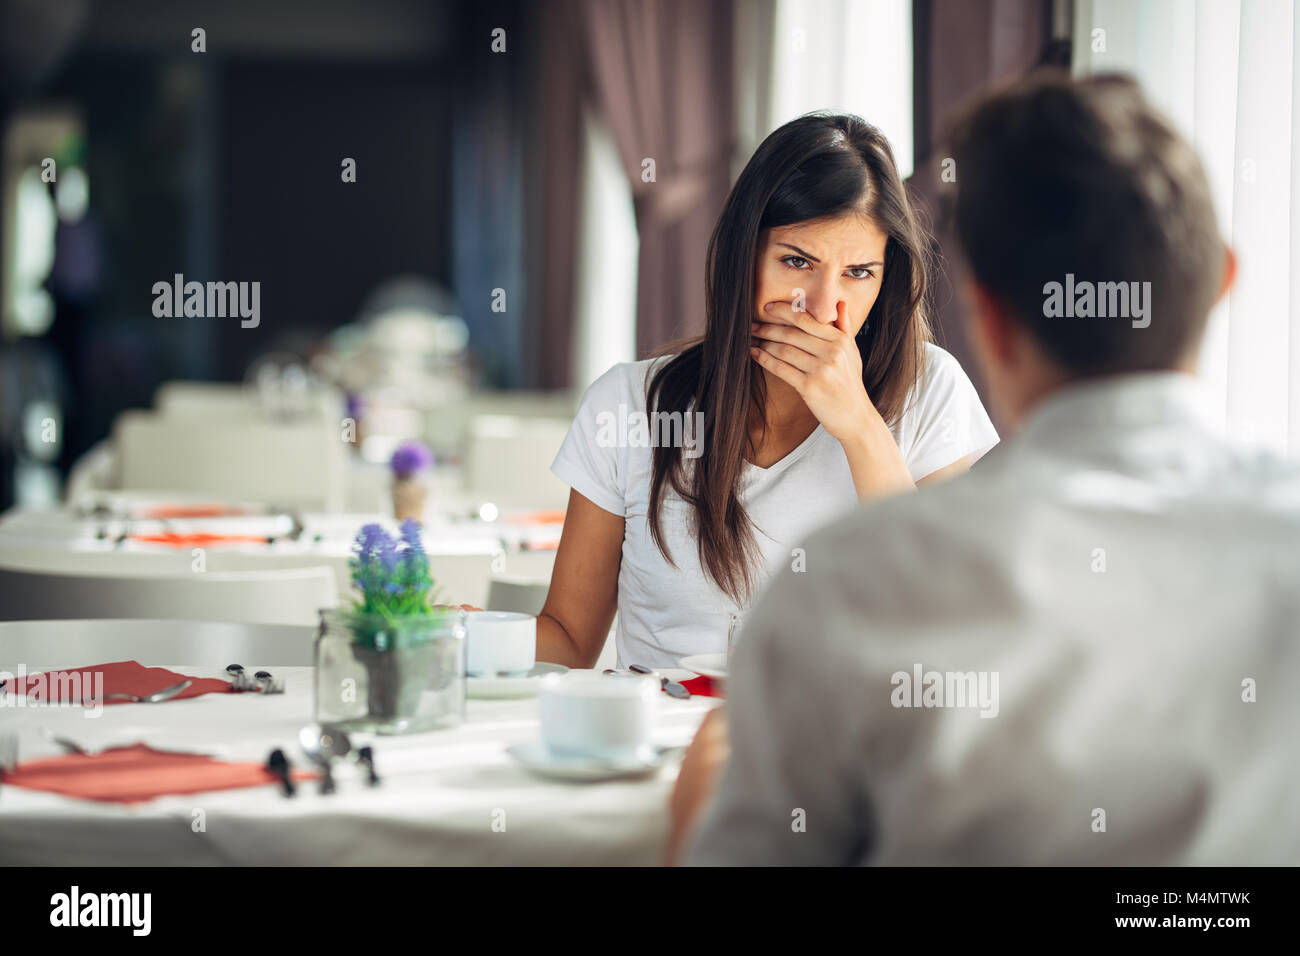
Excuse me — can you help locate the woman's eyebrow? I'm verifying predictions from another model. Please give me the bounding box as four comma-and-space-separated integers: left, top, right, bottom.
777, 242, 883, 269
776, 242, 820, 262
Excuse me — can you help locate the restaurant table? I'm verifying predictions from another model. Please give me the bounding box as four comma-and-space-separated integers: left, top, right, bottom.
0, 620, 718, 866
0, 500, 562, 612
0, 497, 565, 558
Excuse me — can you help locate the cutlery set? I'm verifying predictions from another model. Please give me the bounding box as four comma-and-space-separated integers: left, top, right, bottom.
1, 661, 689, 799
0, 727, 382, 802
225, 664, 286, 694
603, 664, 692, 699
264, 726, 381, 797
84, 502, 308, 547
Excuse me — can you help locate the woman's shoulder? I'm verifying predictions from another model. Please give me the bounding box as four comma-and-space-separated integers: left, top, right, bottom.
895, 341, 980, 425
580, 355, 678, 407
919, 340, 962, 378
913, 341, 976, 396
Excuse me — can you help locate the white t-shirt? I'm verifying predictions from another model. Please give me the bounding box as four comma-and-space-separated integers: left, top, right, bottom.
550, 342, 999, 668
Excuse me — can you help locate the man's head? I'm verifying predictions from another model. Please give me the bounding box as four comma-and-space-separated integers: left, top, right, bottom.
948, 71, 1234, 428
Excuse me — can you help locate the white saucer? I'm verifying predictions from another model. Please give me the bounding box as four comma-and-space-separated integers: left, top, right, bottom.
505, 740, 667, 781
678, 653, 728, 680
467, 662, 568, 699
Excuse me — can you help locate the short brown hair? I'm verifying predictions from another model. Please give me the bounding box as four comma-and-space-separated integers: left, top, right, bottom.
947, 71, 1225, 374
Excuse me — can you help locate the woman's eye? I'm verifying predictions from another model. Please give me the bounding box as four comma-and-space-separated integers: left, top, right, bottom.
846, 267, 875, 280
780, 255, 810, 270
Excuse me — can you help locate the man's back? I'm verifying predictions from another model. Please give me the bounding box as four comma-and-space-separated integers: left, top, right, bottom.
685, 373, 1300, 865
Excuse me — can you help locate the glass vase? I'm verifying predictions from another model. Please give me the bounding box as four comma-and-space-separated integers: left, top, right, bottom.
314, 607, 466, 734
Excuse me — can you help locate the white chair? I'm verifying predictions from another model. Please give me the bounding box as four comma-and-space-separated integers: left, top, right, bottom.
423, 553, 509, 609
155, 380, 342, 424
464, 415, 573, 509
0, 539, 556, 625
0, 537, 352, 598
154, 381, 257, 418
63, 440, 118, 502
0, 560, 337, 627
0, 619, 316, 668
113, 410, 346, 510
486, 575, 550, 615
423, 390, 577, 455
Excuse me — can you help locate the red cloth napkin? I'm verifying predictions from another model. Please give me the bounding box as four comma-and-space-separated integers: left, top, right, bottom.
0, 744, 315, 804
129, 532, 267, 548
5, 661, 234, 705
138, 504, 251, 519
679, 675, 723, 698
508, 509, 566, 525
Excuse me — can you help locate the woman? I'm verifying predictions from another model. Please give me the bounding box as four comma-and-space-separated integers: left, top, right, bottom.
541, 113, 998, 669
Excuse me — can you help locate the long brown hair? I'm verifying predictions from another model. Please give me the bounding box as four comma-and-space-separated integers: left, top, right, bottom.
646, 113, 934, 604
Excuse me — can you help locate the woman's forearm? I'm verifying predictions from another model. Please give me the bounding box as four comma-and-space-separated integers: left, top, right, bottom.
840, 415, 916, 502
535, 610, 592, 668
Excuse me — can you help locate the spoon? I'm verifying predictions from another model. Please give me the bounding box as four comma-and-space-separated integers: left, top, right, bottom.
628, 664, 691, 700
299, 725, 352, 795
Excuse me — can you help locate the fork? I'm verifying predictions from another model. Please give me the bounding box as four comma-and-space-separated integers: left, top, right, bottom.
41, 728, 92, 756
76, 679, 193, 705
0, 731, 17, 773
40, 729, 216, 758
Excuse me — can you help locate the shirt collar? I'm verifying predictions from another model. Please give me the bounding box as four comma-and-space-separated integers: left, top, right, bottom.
1016, 371, 1219, 452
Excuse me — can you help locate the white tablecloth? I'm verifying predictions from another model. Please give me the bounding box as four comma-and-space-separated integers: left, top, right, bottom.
0, 502, 562, 611
0, 501, 561, 559
0, 665, 717, 866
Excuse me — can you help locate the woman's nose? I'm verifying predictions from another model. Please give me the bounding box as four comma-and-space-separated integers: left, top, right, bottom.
803, 292, 842, 324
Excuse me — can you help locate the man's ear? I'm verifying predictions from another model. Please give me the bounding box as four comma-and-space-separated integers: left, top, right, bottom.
1216, 244, 1237, 304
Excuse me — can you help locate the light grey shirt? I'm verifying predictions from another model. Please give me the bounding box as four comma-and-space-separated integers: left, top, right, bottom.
685, 372, 1300, 865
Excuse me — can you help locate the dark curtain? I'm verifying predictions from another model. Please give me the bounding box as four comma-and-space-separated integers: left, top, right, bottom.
522, 0, 586, 389
452, 0, 528, 388
908, 0, 1067, 426
580, 0, 736, 359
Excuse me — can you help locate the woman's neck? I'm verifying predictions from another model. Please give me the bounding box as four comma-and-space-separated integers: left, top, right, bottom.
752, 368, 818, 437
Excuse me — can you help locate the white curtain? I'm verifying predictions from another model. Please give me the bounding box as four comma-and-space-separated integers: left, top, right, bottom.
570, 105, 640, 391
736, 0, 914, 178
1075, 0, 1300, 457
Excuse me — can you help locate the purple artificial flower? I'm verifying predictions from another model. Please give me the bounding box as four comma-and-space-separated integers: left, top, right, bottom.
348, 519, 435, 618
353, 523, 387, 558
390, 441, 434, 478
352, 522, 398, 576
399, 518, 425, 555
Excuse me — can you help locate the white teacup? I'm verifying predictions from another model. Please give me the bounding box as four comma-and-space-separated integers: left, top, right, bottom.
538, 672, 659, 762
465, 611, 536, 678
